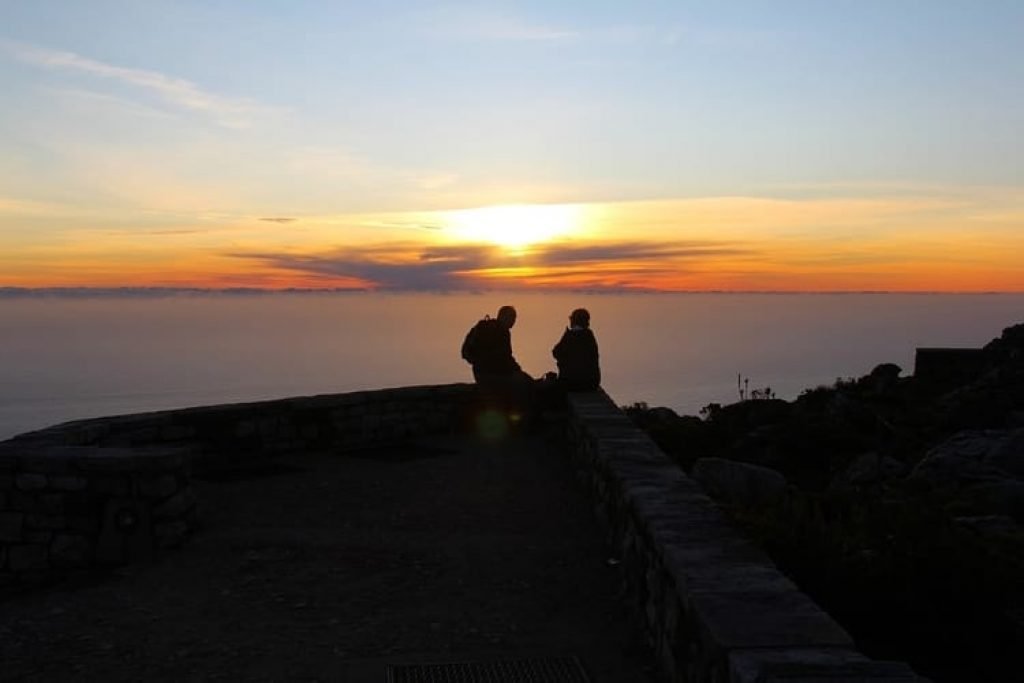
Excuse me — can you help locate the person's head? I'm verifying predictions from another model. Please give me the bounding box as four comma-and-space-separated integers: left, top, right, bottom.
569, 308, 590, 329
497, 305, 517, 329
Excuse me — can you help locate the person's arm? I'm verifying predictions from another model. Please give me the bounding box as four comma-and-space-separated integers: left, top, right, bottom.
552, 328, 570, 360
587, 331, 600, 361
586, 331, 601, 387
503, 329, 522, 371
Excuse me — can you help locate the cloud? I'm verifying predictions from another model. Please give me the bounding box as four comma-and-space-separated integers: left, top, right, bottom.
525, 241, 753, 266
3, 41, 280, 128
41, 86, 178, 122
227, 243, 491, 290
259, 217, 297, 224
367, 220, 444, 232
227, 238, 754, 290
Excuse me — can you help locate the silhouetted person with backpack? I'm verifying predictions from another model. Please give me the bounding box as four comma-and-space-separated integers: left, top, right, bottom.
552, 307, 601, 391
461, 305, 530, 384
461, 305, 534, 425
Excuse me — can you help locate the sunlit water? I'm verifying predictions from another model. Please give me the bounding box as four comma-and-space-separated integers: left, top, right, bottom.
2, 292, 1022, 440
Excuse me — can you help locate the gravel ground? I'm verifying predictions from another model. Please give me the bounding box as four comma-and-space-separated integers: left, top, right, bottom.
0, 432, 656, 682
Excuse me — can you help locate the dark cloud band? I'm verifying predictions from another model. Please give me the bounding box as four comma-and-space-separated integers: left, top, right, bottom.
226, 239, 755, 290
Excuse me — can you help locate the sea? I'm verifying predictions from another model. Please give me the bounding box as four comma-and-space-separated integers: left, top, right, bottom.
1, 291, 1022, 440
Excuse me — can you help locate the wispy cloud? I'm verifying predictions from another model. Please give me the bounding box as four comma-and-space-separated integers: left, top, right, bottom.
259, 217, 297, 224
41, 86, 178, 122
3, 41, 281, 128
525, 241, 752, 266
366, 220, 444, 232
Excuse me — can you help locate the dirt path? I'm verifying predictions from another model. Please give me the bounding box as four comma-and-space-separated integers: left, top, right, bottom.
1, 433, 655, 681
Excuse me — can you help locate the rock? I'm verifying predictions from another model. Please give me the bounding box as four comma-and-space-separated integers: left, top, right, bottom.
832, 452, 905, 489
987, 429, 1024, 479
740, 399, 791, 428
953, 515, 1020, 538
25, 514, 66, 530
936, 363, 1024, 430
868, 363, 902, 395
154, 487, 196, 520
155, 521, 189, 548
50, 534, 91, 568
9, 544, 48, 571
15, 473, 47, 491
909, 430, 1019, 488
49, 476, 87, 491
0, 512, 24, 542
691, 457, 787, 507
954, 481, 1024, 521
137, 474, 178, 499
870, 363, 902, 380
646, 406, 679, 424
826, 394, 876, 429
983, 322, 1024, 362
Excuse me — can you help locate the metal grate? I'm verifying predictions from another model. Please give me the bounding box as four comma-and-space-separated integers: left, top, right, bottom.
386, 655, 591, 683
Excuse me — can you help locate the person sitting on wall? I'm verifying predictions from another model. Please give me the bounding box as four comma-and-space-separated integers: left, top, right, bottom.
552, 307, 601, 392
461, 305, 534, 414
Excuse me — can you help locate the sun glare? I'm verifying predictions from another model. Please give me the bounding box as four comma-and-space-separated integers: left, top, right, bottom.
443, 204, 582, 249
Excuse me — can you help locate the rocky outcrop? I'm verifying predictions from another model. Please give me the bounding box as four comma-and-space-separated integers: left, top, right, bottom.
624, 320, 1024, 682
691, 457, 787, 507
908, 428, 1024, 522
830, 451, 906, 490
909, 429, 1024, 489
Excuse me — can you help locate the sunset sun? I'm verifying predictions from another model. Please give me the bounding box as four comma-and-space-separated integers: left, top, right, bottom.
444, 204, 583, 249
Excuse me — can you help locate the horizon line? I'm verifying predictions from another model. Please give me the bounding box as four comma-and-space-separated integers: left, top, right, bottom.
2, 286, 1022, 298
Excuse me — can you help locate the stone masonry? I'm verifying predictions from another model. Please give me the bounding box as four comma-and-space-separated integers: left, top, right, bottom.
2, 383, 925, 682
564, 390, 924, 682
0, 384, 473, 585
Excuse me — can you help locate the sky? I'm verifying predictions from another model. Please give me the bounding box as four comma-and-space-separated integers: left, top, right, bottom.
1, 0, 1022, 292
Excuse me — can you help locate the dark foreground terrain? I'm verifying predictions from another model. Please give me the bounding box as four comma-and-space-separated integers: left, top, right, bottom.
1, 432, 654, 682
628, 322, 1024, 682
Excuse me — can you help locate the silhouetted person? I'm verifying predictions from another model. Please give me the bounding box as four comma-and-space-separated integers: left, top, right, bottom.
552, 308, 601, 391
460, 305, 532, 432
462, 305, 524, 383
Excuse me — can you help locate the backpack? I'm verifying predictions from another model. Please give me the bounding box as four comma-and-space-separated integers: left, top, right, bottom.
461, 316, 503, 365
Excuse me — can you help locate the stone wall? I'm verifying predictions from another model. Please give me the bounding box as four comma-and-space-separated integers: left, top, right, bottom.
564, 390, 922, 683
0, 384, 473, 585
1, 381, 930, 680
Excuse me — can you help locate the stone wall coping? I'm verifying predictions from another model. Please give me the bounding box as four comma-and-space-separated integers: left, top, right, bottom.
2, 383, 473, 585
565, 390, 921, 682
1, 444, 185, 466
4, 383, 474, 445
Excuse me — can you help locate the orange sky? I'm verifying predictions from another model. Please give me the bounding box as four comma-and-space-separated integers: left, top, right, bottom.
4, 4, 1023, 293
4, 190, 1022, 292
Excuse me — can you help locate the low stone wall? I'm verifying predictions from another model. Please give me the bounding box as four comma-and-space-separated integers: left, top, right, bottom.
564, 391, 921, 683
0, 446, 193, 584
0, 384, 473, 585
